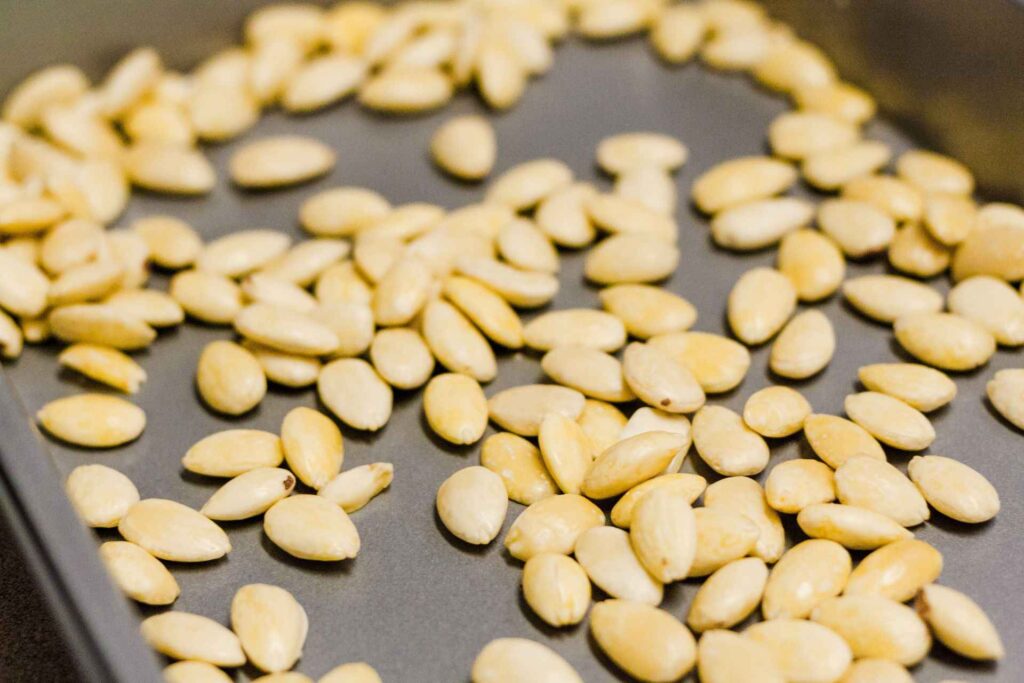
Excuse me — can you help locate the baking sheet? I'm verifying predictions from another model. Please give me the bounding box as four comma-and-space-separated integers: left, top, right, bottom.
1, 24, 1023, 683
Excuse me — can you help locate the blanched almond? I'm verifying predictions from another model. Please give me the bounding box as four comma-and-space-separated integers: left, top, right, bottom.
49, 303, 156, 350
541, 346, 634, 403
488, 384, 585, 437
745, 619, 853, 683
689, 507, 760, 578
522, 553, 590, 627
479, 432, 558, 506
424, 373, 488, 445
231, 583, 308, 673
692, 156, 796, 214
987, 368, 1024, 431
812, 595, 930, 666
99, 541, 179, 606
504, 494, 604, 561
282, 407, 344, 490
443, 276, 523, 348
497, 218, 559, 273
769, 309, 835, 379
951, 224, 1024, 282
584, 234, 680, 284
835, 455, 929, 527
844, 391, 935, 451
539, 413, 592, 495
169, 270, 242, 324
698, 629, 785, 683
587, 193, 677, 242
648, 331, 750, 393
623, 342, 705, 413
764, 459, 835, 514
183, 429, 283, 477
196, 340, 265, 415
120, 499, 230, 562
777, 228, 845, 302
536, 182, 597, 248
858, 363, 956, 412
201, 468, 295, 521
842, 175, 923, 222
727, 267, 796, 345
430, 115, 496, 181
888, 221, 951, 277
802, 140, 891, 191
596, 132, 687, 174
421, 299, 497, 382
318, 463, 393, 513
599, 284, 696, 339
797, 503, 913, 550
299, 187, 390, 237
843, 274, 942, 324
803, 414, 885, 469
845, 539, 942, 602
124, 143, 215, 195
58, 343, 147, 393
65, 464, 139, 527
582, 431, 687, 499
948, 275, 1024, 346
907, 455, 999, 523
743, 386, 812, 438
577, 399, 627, 454
141, 612, 244, 667
610, 473, 704, 530
198, 230, 291, 278
693, 405, 769, 476
630, 487, 697, 582
703, 476, 784, 563
763, 539, 850, 620
264, 494, 360, 561
711, 197, 814, 251
524, 309, 625, 352
768, 111, 858, 160
37, 393, 145, 447
486, 159, 572, 211
897, 150, 974, 196
916, 584, 1003, 661
590, 599, 696, 682
574, 526, 662, 605
471, 638, 582, 683
318, 358, 392, 431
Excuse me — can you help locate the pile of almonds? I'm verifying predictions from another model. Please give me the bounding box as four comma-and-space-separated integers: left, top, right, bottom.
1, 0, 1022, 681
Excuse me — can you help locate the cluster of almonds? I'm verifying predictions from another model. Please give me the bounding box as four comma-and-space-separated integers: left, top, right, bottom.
1, 0, 1023, 681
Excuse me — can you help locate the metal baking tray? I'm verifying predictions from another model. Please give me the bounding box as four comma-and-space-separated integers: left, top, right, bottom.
1, 1, 1022, 681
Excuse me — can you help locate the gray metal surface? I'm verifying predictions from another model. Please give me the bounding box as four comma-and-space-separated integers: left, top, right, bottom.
1, 3, 1023, 683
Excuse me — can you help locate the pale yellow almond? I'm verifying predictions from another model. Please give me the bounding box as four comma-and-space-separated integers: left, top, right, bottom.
650, 4, 706, 63
318, 463, 393, 513
12, 315, 39, 350
897, 150, 974, 196
538, 413, 593, 495
39, 218, 104, 274
37, 393, 145, 447
471, 638, 582, 683
745, 619, 853, 683
590, 599, 696, 682
803, 414, 886, 469
104, 289, 184, 329
843, 274, 943, 324
259, 239, 350, 287
727, 267, 796, 345
440, 277, 521, 350
794, 80, 876, 124
697, 629, 785, 683
699, 22, 776, 71
845, 539, 942, 602
1, 236, 43, 266
844, 391, 935, 451
619, 407, 692, 448
743, 386, 812, 438
231, 583, 308, 673
123, 100, 194, 147
923, 193, 975, 246
370, 256, 431, 326
711, 197, 814, 251
577, 399, 628, 455
802, 140, 891, 190
584, 233, 680, 284
456, 256, 560, 307
97, 47, 162, 118
648, 331, 750, 393
769, 111, 858, 160
46, 258, 122, 307
424, 373, 487, 445
315, 301, 375, 357
120, 499, 230, 562
316, 262, 373, 306
522, 553, 590, 627
835, 455, 929, 527
754, 40, 835, 92
318, 662, 381, 683
691, 156, 796, 214
364, 202, 443, 242
858, 363, 957, 412
200, 468, 295, 521
976, 201, 1024, 231
197, 229, 291, 278
253, 673, 313, 683
264, 494, 360, 561
430, 115, 495, 181
58, 343, 147, 393
818, 198, 896, 258
249, 38, 305, 100
948, 275, 1024, 346
141, 612, 244, 667
479, 432, 558, 506
812, 595, 931, 666
623, 342, 705, 414
505, 493, 604, 561
574, 526, 662, 605
838, 659, 912, 683
183, 429, 283, 477
583, 431, 687, 500
497, 218, 559, 274
318, 358, 392, 431
614, 166, 677, 216
577, 0, 653, 38
769, 309, 836, 379
488, 384, 585, 437
688, 507, 760, 578
99, 541, 178, 606
284, 54, 367, 113
951, 224, 1024, 282
703, 476, 784, 563
486, 159, 572, 211
245, 3, 324, 47
41, 104, 124, 159
124, 143, 215, 195
764, 459, 834, 514
916, 584, 1004, 661
2, 64, 89, 128
421, 299, 497, 382
169, 270, 243, 324
693, 405, 769, 476
888, 221, 951, 277
436, 466, 508, 545
474, 41, 527, 110
541, 346, 633, 403
596, 131, 687, 174
281, 406, 344, 490
599, 285, 696, 339
0, 196, 66, 236
240, 274, 318, 314
842, 175, 923, 222
987, 368, 1024, 431
243, 341, 321, 388
368, 327, 433, 389
763, 539, 850, 620
358, 65, 452, 112
299, 187, 390, 237
196, 340, 266, 415
535, 182, 598, 248
65, 464, 139, 527
797, 503, 913, 550
610, 473, 704, 530
587, 193, 677, 243
489, 17, 554, 75
104, 230, 150, 289
525, 309, 626, 353
630, 487, 697, 582
907, 455, 999, 523
188, 82, 258, 142
353, 232, 402, 284
435, 202, 515, 241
